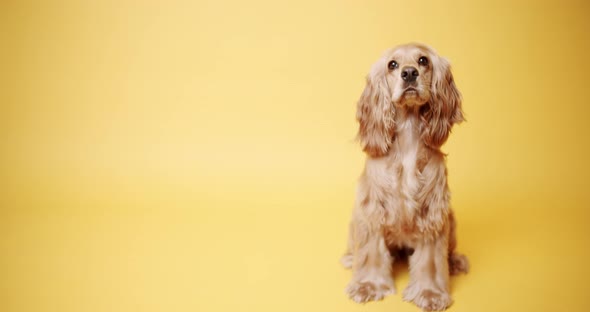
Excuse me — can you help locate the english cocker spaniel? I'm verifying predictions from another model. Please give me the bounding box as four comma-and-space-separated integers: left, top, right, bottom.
341, 43, 469, 311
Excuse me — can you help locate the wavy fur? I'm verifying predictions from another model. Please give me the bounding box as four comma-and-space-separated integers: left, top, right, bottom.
344, 43, 468, 311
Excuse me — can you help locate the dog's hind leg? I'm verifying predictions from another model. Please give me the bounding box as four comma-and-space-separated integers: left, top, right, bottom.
447, 211, 469, 275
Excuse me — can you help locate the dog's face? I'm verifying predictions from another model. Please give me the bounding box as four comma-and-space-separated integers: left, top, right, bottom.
357, 43, 464, 156
385, 45, 435, 107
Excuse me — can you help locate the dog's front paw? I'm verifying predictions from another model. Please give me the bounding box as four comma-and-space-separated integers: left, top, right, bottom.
404, 288, 452, 311
345, 281, 395, 303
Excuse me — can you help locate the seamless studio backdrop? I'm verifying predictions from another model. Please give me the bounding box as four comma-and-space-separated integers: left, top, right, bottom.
1, 0, 589, 311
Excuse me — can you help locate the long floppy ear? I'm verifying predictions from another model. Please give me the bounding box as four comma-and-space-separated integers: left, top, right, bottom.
420, 56, 464, 149
356, 57, 395, 157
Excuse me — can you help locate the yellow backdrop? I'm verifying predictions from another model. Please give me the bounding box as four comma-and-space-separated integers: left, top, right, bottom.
2, 0, 589, 311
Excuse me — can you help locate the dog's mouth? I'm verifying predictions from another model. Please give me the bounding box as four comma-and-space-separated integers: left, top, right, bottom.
394, 86, 428, 107
403, 87, 418, 95
396, 86, 428, 108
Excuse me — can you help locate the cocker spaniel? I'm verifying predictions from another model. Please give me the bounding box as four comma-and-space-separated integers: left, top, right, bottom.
341, 43, 469, 311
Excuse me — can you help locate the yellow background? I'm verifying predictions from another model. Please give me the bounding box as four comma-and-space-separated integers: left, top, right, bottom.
1, 0, 589, 311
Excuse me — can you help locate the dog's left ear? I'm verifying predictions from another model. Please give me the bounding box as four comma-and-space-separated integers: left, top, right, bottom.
421, 56, 464, 148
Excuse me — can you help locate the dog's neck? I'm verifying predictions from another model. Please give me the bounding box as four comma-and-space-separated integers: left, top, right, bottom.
395, 106, 421, 139
395, 104, 421, 115
394, 106, 421, 162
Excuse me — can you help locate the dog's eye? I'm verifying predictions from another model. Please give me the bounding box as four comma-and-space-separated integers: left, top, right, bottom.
388, 60, 398, 70
418, 56, 429, 66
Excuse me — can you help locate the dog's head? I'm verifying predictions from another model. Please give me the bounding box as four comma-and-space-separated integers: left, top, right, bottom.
356, 43, 464, 156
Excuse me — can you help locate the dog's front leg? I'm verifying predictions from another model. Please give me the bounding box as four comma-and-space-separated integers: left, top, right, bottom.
345, 218, 395, 303
403, 233, 452, 311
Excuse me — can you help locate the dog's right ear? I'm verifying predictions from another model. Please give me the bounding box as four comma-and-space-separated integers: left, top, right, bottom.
356, 57, 395, 157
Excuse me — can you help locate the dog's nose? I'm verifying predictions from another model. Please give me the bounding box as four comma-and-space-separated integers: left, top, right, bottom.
401, 66, 419, 82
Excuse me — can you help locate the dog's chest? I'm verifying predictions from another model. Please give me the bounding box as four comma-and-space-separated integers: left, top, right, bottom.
383, 114, 424, 242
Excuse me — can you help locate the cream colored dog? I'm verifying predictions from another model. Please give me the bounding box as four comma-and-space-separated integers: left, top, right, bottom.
342, 43, 469, 311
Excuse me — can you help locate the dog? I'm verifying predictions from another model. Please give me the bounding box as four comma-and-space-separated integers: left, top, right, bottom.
341, 43, 469, 311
